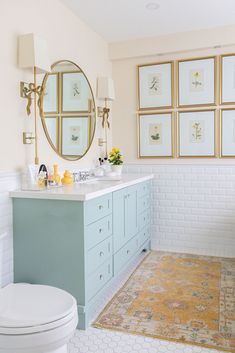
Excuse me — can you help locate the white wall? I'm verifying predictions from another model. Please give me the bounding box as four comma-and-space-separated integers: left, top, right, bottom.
111, 29, 235, 257
0, 0, 112, 172
0, 172, 20, 287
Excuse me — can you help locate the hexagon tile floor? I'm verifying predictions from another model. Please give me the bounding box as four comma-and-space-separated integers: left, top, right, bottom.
68, 252, 223, 353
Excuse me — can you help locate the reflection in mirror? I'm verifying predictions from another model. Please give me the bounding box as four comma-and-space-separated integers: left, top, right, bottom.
40, 60, 95, 160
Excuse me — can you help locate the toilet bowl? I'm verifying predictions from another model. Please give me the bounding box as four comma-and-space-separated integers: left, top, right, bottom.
0, 283, 78, 353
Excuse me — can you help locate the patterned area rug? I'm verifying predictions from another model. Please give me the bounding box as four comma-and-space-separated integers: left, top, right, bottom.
93, 251, 235, 352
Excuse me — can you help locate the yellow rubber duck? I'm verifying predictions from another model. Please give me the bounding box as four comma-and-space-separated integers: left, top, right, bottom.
61, 170, 73, 185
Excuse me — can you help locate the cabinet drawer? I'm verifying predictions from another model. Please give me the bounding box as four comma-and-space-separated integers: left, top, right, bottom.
86, 215, 112, 250
87, 236, 112, 275
114, 235, 139, 275
137, 194, 150, 214
87, 258, 113, 301
138, 226, 150, 248
137, 181, 151, 198
84, 194, 112, 225
138, 209, 150, 230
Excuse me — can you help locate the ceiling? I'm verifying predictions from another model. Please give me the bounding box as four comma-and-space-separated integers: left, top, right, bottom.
61, 0, 235, 43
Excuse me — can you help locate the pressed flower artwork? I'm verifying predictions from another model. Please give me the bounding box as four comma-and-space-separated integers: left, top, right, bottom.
149, 123, 162, 145
190, 69, 204, 92
190, 120, 205, 143
148, 73, 162, 95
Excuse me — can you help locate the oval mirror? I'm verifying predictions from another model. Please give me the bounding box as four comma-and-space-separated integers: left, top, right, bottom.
40, 60, 96, 160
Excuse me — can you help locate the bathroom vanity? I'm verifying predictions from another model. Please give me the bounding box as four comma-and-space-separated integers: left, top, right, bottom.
10, 174, 152, 329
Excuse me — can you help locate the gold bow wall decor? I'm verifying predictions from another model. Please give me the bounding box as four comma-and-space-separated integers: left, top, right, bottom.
21, 83, 43, 117
102, 107, 110, 129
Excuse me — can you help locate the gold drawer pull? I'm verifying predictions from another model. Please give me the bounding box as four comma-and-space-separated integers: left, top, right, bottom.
99, 251, 104, 257
99, 274, 103, 280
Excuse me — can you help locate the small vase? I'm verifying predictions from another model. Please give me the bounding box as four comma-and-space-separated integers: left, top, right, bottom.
111, 165, 123, 176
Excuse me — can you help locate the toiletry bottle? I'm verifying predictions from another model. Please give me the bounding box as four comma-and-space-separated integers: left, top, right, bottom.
47, 167, 56, 187
37, 164, 48, 188
53, 164, 60, 185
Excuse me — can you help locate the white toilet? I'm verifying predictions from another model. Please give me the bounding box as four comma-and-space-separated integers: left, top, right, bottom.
0, 283, 78, 353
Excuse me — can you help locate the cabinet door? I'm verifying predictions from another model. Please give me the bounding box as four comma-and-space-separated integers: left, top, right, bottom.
113, 188, 127, 253
125, 185, 138, 240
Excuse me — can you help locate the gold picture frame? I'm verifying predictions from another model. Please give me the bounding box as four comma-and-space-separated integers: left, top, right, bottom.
61, 71, 91, 114
61, 116, 91, 158
177, 109, 217, 158
220, 53, 235, 105
177, 56, 217, 108
137, 61, 174, 111
220, 108, 235, 158
137, 111, 175, 158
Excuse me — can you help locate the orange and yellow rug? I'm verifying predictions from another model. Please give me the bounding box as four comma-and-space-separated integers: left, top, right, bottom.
93, 251, 235, 352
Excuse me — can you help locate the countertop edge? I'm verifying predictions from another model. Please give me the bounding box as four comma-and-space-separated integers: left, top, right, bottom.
9, 174, 154, 201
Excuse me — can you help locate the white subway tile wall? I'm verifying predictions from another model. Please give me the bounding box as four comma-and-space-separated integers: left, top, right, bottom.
124, 164, 235, 258
0, 172, 20, 287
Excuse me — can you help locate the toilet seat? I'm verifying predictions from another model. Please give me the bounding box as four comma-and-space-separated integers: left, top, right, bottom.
0, 283, 77, 335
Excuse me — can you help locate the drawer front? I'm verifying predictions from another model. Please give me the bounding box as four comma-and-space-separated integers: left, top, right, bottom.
138, 226, 150, 248
87, 258, 113, 301
137, 181, 151, 198
138, 209, 151, 231
137, 194, 150, 214
87, 236, 112, 275
84, 194, 112, 225
114, 235, 139, 275
86, 215, 112, 250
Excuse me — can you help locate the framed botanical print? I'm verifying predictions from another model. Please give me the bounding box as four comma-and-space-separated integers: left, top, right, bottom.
62, 72, 90, 113
220, 54, 235, 105
42, 73, 59, 114
178, 110, 216, 157
61, 116, 90, 157
178, 57, 216, 107
138, 61, 173, 110
220, 109, 235, 157
138, 112, 174, 158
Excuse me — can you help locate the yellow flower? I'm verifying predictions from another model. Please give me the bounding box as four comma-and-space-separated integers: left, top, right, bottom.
112, 147, 120, 154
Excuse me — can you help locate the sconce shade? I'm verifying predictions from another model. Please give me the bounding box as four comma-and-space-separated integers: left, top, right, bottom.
18, 33, 50, 73
97, 77, 115, 101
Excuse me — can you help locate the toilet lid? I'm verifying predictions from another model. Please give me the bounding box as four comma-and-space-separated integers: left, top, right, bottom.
0, 283, 77, 328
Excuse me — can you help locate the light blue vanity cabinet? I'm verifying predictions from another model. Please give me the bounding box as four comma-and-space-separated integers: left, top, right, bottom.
113, 184, 138, 253
113, 181, 151, 274
12, 176, 152, 329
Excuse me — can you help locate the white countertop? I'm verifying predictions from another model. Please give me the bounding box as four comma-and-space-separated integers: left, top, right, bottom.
10, 173, 153, 201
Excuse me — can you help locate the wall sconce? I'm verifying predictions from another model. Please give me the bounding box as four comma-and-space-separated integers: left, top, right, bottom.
97, 77, 115, 157
18, 33, 50, 164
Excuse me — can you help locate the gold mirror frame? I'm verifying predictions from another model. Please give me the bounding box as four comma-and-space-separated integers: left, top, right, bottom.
40, 60, 96, 161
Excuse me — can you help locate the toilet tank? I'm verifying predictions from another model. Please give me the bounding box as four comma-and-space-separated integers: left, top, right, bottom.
0, 232, 7, 288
